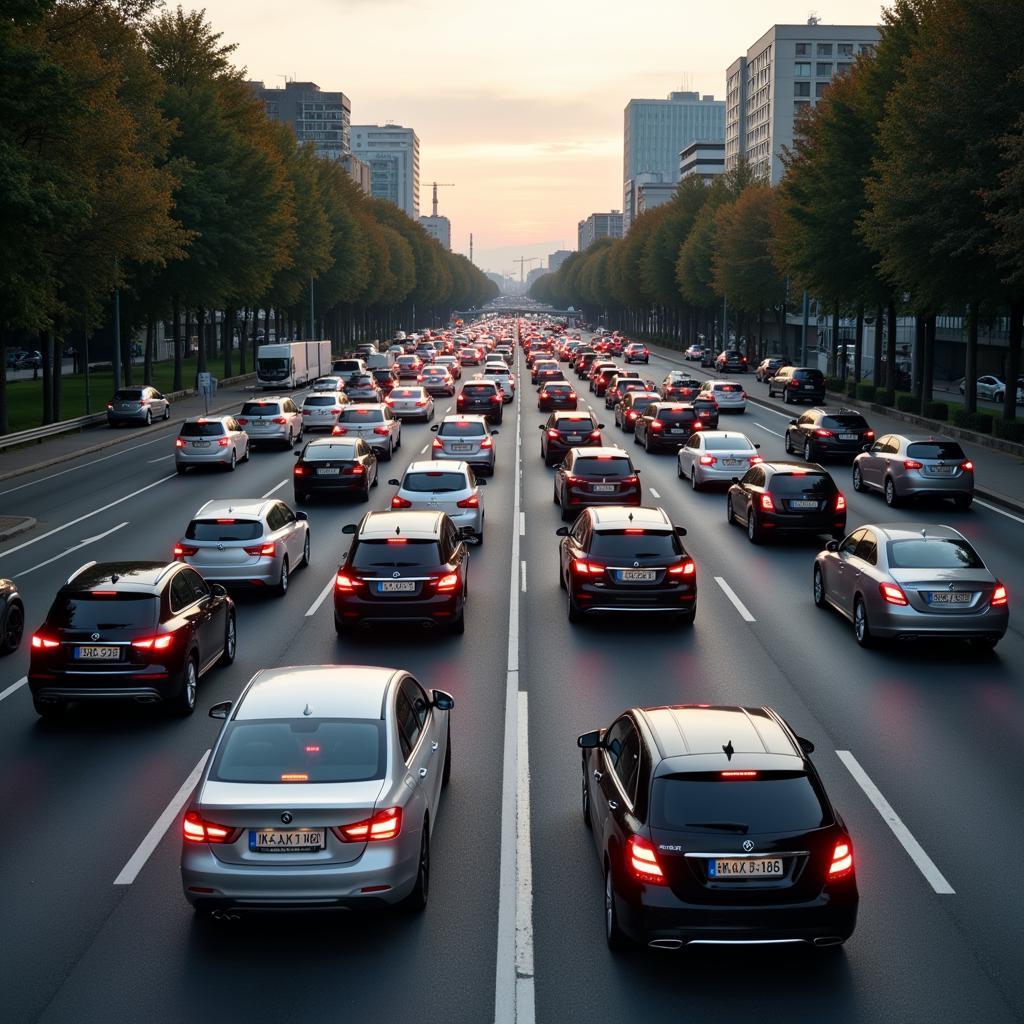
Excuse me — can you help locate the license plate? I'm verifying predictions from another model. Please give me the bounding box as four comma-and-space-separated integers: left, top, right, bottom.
452, 443, 473, 452
669, 428, 685, 434
252, 423, 270, 430
191, 441, 211, 448
74, 645, 119, 660
803, 385, 815, 390
721, 458, 741, 467
620, 569, 656, 582
790, 500, 819, 509
927, 591, 972, 604
592, 484, 615, 492
709, 858, 784, 878
929, 466, 954, 475
317, 467, 340, 476
249, 829, 325, 853
378, 581, 415, 593
567, 434, 582, 442
839, 434, 858, 441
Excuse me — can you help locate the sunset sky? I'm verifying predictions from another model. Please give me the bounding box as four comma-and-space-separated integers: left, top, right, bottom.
187, 0, 887, 275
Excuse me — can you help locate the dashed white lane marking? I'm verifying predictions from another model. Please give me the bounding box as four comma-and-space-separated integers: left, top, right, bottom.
520, 560, 527, 592
714, 576, 756, 622
15, 522, 128, 578
420, 444, 428, 454
753, 422, 784, 438
519, 512, 526, 536
0, 677, 27, 704
147, 455, 173, 463
305, 575, 336, 617
649, 488, 661, 498
114, 750, 211, 885
973, 498, 1024, 525
0, 474, 176, 562
260, 479, 288, 498
836, 750, 955, 895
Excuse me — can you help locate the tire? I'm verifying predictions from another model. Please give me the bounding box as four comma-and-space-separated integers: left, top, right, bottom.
605, 865, 632, 953
359, 481, 371, 503
334, 614, 351, 635
450, 601, 466, 634
853, 597, 874, 648
394, 428, 401, 450
767, 383, 774, 398
170, 656, 199, 717
553, 484, 560, 505
784, 432, 794, 454
145, 410, 152, 426
884, 477, 900, 508
559, 565, 567, 590
381, 441, 393, 462
1, 600, 25, 654
567, 587, 582, 623
301, 531, 311, 568
783, 389, 791, 405
218, 612, 236, 666
690, 470, 700, 492
747, 507, 763, 544
804, 440, 813, 462
954, 494, 973, 510
726, 495, 737, 525
442, 724, 452, 788
644, 433, 652, 453
176, 463, 187, 475
227, 448, 237, 472
163, 405, 170, 421
402, 826, 430, 912
852, 465, 864, 492
285, 429, 293, 450
677, 459, 683, 478
813, 566, 827, 608
994, 391, 1004, 403
241, 442, 250, 463
276, 557, 289, 596
33, 698, 66, 721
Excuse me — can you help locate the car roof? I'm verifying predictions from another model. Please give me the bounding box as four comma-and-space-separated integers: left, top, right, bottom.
404, 459, 470, 475
862, 523, 965, 543
699, 430, 754, 443
306, 438, 359, 451
759, 460, 828, 474
815, 407, 864, 416
244, 396, 288, 404
589, 506, 671, 530
893, 433, 956, 443
440, 414, 488, 426
636, 705, 804, 772
183, 415, 230, 424
236, 665, 399, 721
65, 561, 173, 592
572, 446, 630, 459
195, 499, 273, 519
359, 510, 444, 539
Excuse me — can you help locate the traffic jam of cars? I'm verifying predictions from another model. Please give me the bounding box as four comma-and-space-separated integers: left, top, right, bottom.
1, 313, 1010, 961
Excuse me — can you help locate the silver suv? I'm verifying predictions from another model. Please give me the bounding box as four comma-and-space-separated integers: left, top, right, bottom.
852, 433, 974, 509
237, 397, 302, 449
107, 386, 171, 426
175, 417, 249, 473
175, 499, 310, 596
332, 404, 401, 460
389, 460, 486, 542
430, 415, 497, 476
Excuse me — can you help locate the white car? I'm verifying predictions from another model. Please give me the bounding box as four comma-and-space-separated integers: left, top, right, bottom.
387, 386, 435, 421
958, 375, 1024, 404
237, 397, 302, 449
389, 460, 486, 542
676, 430, 762, 490
313, 376, 346, 393
698, 380, 747, 413
301, 393, 349, 432
332, 403, 401, 459
482, 365, 516, 403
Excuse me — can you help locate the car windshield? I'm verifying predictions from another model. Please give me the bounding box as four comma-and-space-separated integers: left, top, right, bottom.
822, 415, 868, 430
573, 457, 632, 478
351, 539, 442, 568
403, 471, 468, 493
304, 397, 337, 407
339, 409, 383, 423
590, 530, 680, 559
180, 422, 225, 437
210, 719, 385, 783
651, 773, 829, 834
769, 472, 834, 496
240, 403, 280, 416
187, 519, 263, 541
706, 437, 754, 451
258, 358, 289, 371
304, 443, 359, 462
887, 538, 984, 569
438, 421, 485, 437
554, 418, 593, 430
49, 593, 158, 630
906, 441, 965, 460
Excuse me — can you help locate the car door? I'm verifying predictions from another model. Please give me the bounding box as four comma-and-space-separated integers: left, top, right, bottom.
860, 435, 890, 488
598, 718, 641, 869
402, 676, 443, 812
848, 529, 879, 608
680, 433, 701, 476
794, 411, 814, 447
830, 529, 864, 609
275, 501, 302, 564
177, 568, 221, 668
589, 717, 628, 854
978, 376, 995, 399
733, 466, 761, 523
395, 685, 431, 831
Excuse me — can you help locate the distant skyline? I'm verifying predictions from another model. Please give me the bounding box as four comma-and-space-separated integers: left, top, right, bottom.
188, 0, 887, 272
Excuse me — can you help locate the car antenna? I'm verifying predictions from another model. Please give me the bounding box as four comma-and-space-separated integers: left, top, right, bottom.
302, 704, 313, 717
722, 740, 734, 761
921, 528, 927, 537
110, 573, 119, 584
395, 525, 401, 535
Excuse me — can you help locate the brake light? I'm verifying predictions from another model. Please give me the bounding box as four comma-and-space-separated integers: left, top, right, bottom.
480, 436, 493, 449
217, 437, 230, 447
667, 560, 695, 576
622, 475, 639, 485
272, 417, 287, 425
335, 573, 364, 590
760, 493, 775, 511
434, 572, 460, 591
236, 418, 248, 425
626, 835, 666, 885
568, 391, 576, 399
174, 437, 186, 448
572, 559, 605, 575
183, 811, 237, 844
879, 581, 908, 605
293, 465, 306, 475
650, 419, 663, 431
391, 495, 413, 508
244, 542, 277, 557
173, 543, 199, 559
699, 455, 716, 466
31, 635, 60, 649
815, 429, 834, 438
828, 840, 854, 879
335, 806, 402, 842
835, 493, 846, 512
864, 430, 875, 439
991, 582, 1007, 607
589, 429, 601, 439
131, 633, 174, 650
547, 429, 560, 439
456, 494, 479, 508
903, 459, 923, 470
721, 770, 758, 778
106, 403, 113, 410
788, 380, 800, 389
961, 461, 974, 471
627, 411, 638, 420
345, 464, 365, 475
491, 395, 501, 403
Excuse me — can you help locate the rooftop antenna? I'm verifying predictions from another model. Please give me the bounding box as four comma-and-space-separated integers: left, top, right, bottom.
426, 181, 455, 217
722, 740, 735, 761
808, 11, 820, 25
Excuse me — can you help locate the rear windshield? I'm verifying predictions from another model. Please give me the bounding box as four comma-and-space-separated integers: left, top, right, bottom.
351, 539, 441, 569
303, 396, 337, 407
554, 417, 594, 430
545, 382, 573, 391
180, 422, 225, 437
187, 519, 263, 541
240, 402, 279, 416
822, 415, 868, 430
403, 471, 468, 493
793, 369, 824, 381
303, 443, 359, 462
705, 437, 753, 451
906, 441, 965, 460
630, 396, 656, 410
350, 376, 374, 387
391, 388, 422, 399
574, 457, 633, 478
396, 356, 417, 365
333, 360, 362, 372
210, 719, 385, 784
339, 408, 383, 423
651, 773, 829, 834
371, 369, 395, 380
887, 538, 984, 569
714, 384, 743, 393
49, 593, 158, 630
590, 531, 680, 559
656, 407, 697, 423
438, 421, 485, 437
462, 385, 495, 396
114, 389, 143, 400
768, 472, 834, 496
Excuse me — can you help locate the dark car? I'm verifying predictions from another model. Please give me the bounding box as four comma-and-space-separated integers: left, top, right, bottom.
1, 579, 25, 655
536, 365, 567, 388
345, 374, 383, 403
634, 403, 703, 452
660, 375, 703, 402
785, 408, 875, 462
294, 437, 379, 504
700, 349, 716, 368
756, 355, 791, 382
623, 342, 650, 364
727, 461, 847, 544
768, 366, 826, 404
716, 349, 748, 374
692, 395, 720, 429
539, 412, 604, 466
578, 704, 857, 951
335, 511, 469, 634
371, 367, 399, 395
615, 391, 659, 432
576, 351, 599, 378
605, 375, 646, 410
591, 364, 619, 397
538, 381, 578, 411
554, 447, 642, 520
28, 561, 235, 719
556, 506, 695, 624
456, 380, 503, 423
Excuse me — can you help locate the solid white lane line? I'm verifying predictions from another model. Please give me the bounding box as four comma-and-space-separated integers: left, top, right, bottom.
516, 689, 535, 1020
973, 498, 1024, 526
836, 750, 955, 895
753, 422, 784, 438
714, 576, 756, 622
0, 677, 27, 704
114, 751, 210, 885
260, 479, 288, 498
420, 444, 428, 454
305, 575, 336, 617
520, 560, 527, 593
519, 512, 525, 536
14, 522, 129, 578
0, 474, 176, 562
649, 487, 661, 498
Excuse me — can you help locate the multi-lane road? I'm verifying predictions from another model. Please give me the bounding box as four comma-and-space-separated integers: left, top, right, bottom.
1, 326, 1023, 1024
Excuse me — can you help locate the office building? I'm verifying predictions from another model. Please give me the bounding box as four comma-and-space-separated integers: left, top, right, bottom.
351, 124, 421, 218
623, 91, 725, 230
578, 212, 623, 251
726, 21, 880, 183
636, 181, 677, 216
548, 250, 573, 272
680, 140, 726, 185
341, 153, 372, 195
420, 215, 451, 250
249, 80, 351, 162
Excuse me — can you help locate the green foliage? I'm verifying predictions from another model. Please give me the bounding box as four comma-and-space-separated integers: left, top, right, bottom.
896, 392, 920, 413
922, 401, 948, 421
992, 418, 1024, 443
857, 383, 877, 401
875, 389, 895, 406
951, 409, 992, 433
825, 376, 846, 391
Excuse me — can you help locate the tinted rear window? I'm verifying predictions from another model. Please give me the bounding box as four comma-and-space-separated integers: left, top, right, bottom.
822, 415, 868, 430
705, 437, 754, 451
304, 396, 337, 407
906, 441, 965, 460
351, 539, 441, 569
554, 417, 594, 430
714, 384, 743, 393
574, 457, 633, 478
391, 388, 422, 399
180, 422, 225, 437
339, 408, 383, 423
241, 403, 279, 416
49, 593, 158, 630
403, 471, 468, 493
438, 421, 485, 437
545, 382, 573, 391
768, 472, 834, 496
793, 369, 824, 381
651, 773, 829, 834
590, 531, 680, 559
656, 407, 698, 423
114, 389, 143, 400
304, 443, 359, 462
187, 519, 263, 541
887, 538, 984, 569
463, 385, 495, 396
210, 719, 385, 783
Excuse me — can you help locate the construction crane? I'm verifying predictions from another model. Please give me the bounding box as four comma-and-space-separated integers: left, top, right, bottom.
427, 181, 455, 217
513, 256, 540, 283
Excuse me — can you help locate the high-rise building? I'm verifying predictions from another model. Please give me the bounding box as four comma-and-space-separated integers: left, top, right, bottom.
420, 215, 451, 250
679, 141, 726, 185
341, 153, 372, 195
636, 182, 677, 216
577, 212, 623, 251
249, 81, 351, 162
726, 22, 880, 183
350, 124, 421, 218
548, 250, 573, 272
623, 91, 725, 231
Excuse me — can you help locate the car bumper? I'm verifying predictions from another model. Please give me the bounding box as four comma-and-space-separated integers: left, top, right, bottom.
391, 406, 432, 419
334, 590, 463, 627
867, 603, 1008, 641
183, 555, 282, 585
248, 427, 292, 444
692, 461, 756, 484
761, 513, 846, 535
896, 475, 974, 498
107, 409, 149, 423
175, 448, 235, 467
572, 583, 695, 614
645, 433, 694, 451
433, 450, 494, 471
564, 491, 641, 511
716, 401, 746, 412
29, 665, 180, 702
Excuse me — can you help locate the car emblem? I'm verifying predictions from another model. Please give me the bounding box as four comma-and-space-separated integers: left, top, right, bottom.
949, 582, 956, 591
91, 632, 101, 641
742, 840, 755, 853
633, 561, 640, 568
393, 571, 401, 579
280, 812, 293, 825
217, 543, 224, 551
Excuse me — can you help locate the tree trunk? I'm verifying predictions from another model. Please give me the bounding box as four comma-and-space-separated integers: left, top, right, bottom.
41, 330, 53, 424
0, 331, 8, 434
964, 301, 978, 414
52, 336, 63, 421
222, 306, 233, 380
144, 317, 154, 385
239, 308, 249, 375
830, 307, 840, 378
886, 301, 897, 393
872, 307, 883, 388
122, 323, 132, 387
196, 308, 207, 375
1002, 299, 1022, 422
207, 311, 217, 362
172, 295, 182, 392
853, 305, 864, 392
921, 314, 935, 405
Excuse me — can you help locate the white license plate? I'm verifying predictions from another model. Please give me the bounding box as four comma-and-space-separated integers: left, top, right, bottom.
317, 467, 340, 476
74, 646, 119, 660
709, 858, 784, 878
928, 591, 972, 604
451, 443, 473, 452
839, 434, 858, 441
191, 441, 211, 448
721, 458, 742, 467
929, 466, 954, 475
378, 581, 415, 593
566, 434, 582, 442
620, 569, 656, 582
790, 500, 819, 509
592, 484, 616, 492
252, 423, 271, 430
249, 829, 325, 853
803, 385, 815, 390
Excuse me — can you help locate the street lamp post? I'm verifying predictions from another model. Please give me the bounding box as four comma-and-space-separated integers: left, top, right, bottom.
112, 257, 122, 389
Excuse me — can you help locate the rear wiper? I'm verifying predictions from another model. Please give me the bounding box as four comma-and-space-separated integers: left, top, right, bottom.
684, 821, 750, 833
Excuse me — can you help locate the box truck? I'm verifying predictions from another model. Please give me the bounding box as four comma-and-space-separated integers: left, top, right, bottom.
256, 340, 331, 389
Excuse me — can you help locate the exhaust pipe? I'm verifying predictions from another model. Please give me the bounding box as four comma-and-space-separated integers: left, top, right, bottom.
813, 936, 844, 947
648, 939, 683, 950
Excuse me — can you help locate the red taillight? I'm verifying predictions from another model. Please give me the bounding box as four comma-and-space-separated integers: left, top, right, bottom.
667, 560, 695, 577
272, 417, 288, 425
622, 475, 639, 485
183, 810, 237, 845
432, 437, 443, 449
815, 428, 834, 438
106, 402, 113, 410
650, 419, 664, 431
835, 492, 846, 512
864, 430, 875, 439
568, 392, 576, 399
721, 770, 758, 778
131, 633, 174, 650
547, 429, 560, 439
31, 635, 60, 649
373, 426, 390, 435
216, 437, 229, 447
539, 390, 548, 399
490, 395, 501, 403
788, 380, 799, 389
244, 542, 276, 557
961, 461, 974, 472
627, 411, 638, 420
480, 436, 493, 449
434, 572, 460, 591
991, 582, 1007, 607
760, 492, 775, 512
699, 454, 716, 466
391, 495, 413, 508
903, 459, 924, 470
589, 429, 601, 439
456, 494, 479, 508
749, 455, 763, 464
173, 543, 198, 559
236, 418, 248, 425
626, 835, 666, 885
293, 465, 306, 475
572, 559, 605, 575
174, 437, 186, 448
332, 426, 347, 435
828, 840, 854, 879
335, 573, 365, 590
879, 581, 908, 605
335, 806, 402, 843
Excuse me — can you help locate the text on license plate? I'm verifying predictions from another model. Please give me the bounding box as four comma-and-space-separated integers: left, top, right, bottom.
451, 444, 473, 452
592, 484, 616, 492
839, 434, 858, 441
75, 645, 120, 660
790, 500, 819, 509
378, 581, 415, 593
191, 441, 211, 448
928, 592, 972, 604
620, 570, 656, 582
929, 466, 954, 475
317, 468, 340, 475
721, 458, 742, 466
249, 829, 325, 853
709, 858, 784, 878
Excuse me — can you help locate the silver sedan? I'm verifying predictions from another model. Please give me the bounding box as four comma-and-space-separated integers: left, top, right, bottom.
676, 430, 761, 490
181, 665, 453, 914
813, 523, 1008, 649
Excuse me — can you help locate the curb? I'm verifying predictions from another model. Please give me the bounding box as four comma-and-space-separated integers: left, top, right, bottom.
0, 516, 37, 544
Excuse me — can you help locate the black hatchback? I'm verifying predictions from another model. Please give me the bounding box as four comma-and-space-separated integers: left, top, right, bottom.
28, 562, 235, 719
294, 437, 379, 503
578, 704, 858, 951
768, 366, 827, 405
539, 412, 604, 466
785, 408, 875, 462
456, 380, 503, 423
634, 403, 704, 452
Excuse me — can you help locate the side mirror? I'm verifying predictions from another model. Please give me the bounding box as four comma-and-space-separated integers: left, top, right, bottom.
797, 735, 815, 755
341, 524, 357, 535
388, 478, 400, 486
476, 477, 487, 486
537, 424, 545, 430
432, 689, 455, 711
430, 424, 439, 432
212, 583, 228, 597
596, 423, 605, 429
731, 476, 740, 484
675, 526, 688, 537
295, 450, 303, 458
754, 443, 761, 449
862, 444, 872, 452
577, 730, 601, 749
209, 700, 232, 720
789, 419, 798, 426
491, 429, 500, 436
826, 540, 840, 552
555, 526, 569, 536
634, 468, 641, 474
296, 511, 309, 521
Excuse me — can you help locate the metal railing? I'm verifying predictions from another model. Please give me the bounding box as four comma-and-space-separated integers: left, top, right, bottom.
0, 412, 109, 452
